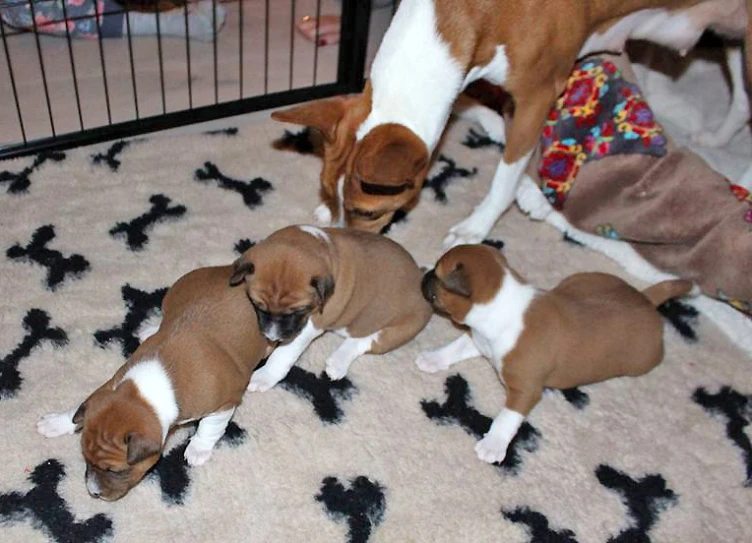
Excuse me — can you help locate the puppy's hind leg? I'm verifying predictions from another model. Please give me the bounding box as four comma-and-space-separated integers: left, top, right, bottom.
324, 332, 380, 380
415, 333, 481, 373
184, 407, 235, 467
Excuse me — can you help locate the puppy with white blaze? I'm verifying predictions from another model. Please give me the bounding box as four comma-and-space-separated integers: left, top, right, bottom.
229, 225, 433, 391
37, 266, 272, 501
418, 244, 693, 464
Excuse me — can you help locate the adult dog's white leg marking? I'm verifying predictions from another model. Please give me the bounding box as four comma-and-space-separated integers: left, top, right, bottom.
443, 150, 534, 249
693, 47, 750, 148
184, 407, 236, 466
37, 407, 78, 438
248, 320, 323, 392
452, 95, 506, 144
415, 334, 481, 373
474, 408, 525, 464
120, 359, 179, 442
324, 332, 379, 380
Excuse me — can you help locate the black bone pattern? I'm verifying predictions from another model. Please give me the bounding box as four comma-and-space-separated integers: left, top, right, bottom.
273, 128, 318, 154
195, 162, 273, 209
90, 140, 143, 172
656, 300, 700, 342
462, 127, 505, 152
7, 225, 90, 290
234, 238, 256, 255
109, 194, 187, 251
596, 464, 678, 543
1, 309, 67, 400
145, 421, 248, 505
204, 127, 239, 136
421, 374, 540, 475
0, 151, 65, 194
0, 459, 113, 543
94, 284, 168, 358
315, 476, 386, 543
693, 386, 752, 486
423, 155, 478, 203
279, 366, 357, 424
502, 506, 580, 543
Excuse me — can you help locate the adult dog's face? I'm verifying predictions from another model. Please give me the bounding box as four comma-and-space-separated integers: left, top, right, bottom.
422, 244, 506, 324
75, 385, 163, 501
271, 85, 430, 233
229, 242, 334, 343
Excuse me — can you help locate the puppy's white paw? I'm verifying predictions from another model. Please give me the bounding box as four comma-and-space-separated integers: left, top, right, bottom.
184, 441, 214, 466
516, 176, 551, 221
443, 219, 489, 250
313, 204, 333, 226
474, 433, 509, 464
37, 412, 76, 438
415, 351, 451, 373
247, 368, 278, 392
324, 360, 349, 381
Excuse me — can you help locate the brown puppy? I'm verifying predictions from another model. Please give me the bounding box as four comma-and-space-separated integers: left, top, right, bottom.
37, 266, 271, 501
272, 0, 749, 245
229, 225, 432, 390
418, 244, 693, 464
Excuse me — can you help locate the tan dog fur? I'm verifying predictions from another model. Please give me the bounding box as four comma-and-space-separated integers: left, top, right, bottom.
37, 266, 271, 501
229, 225, 433, 390
419, 244, 693, 463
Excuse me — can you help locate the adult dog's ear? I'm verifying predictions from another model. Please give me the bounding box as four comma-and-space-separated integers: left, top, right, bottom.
271, 97, 349, 143
125, 432, 161, 465
311, 275, 335, 312
443, 263, 472, 298
229, 258, 254, 287
72, 401, 86, 426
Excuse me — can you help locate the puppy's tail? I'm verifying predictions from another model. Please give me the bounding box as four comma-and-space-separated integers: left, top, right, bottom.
642, 279, 694, 307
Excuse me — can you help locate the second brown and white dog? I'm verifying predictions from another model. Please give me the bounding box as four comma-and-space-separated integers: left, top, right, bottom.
229, 225, 433, 391
418, 244, 693, 464
37, 266, 271, 501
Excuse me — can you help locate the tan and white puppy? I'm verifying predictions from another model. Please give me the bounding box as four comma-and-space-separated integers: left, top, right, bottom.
37, 266, 271, 501
272, 0, 750, 245
229, 225, 433, 390
418, 244, 693, 464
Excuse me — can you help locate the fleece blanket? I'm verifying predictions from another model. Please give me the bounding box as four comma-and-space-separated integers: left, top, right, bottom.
0, 86, 750, 542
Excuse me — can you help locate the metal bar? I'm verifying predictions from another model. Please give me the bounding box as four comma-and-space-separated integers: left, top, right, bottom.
312, 0, 322, 86
239, 0, 244, 99
155, 9, 167, 114
289, 0, 296, 90
213, 0, 218, 104
0, 83, 350, 160
60, 0, 84, 131
264, 0, 269, 94
125, 6, 140, 119
0, 13, 27, 143
183, 1, 193, 109
27, 0, 56, 136
92, 0, 113, 125
337, 0, 372, 93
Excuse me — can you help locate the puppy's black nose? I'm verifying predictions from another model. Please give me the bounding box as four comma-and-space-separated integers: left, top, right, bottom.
421, 270, 437, 303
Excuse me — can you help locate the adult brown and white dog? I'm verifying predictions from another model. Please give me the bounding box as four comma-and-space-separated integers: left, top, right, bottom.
418, 244, 693, 464
228, 225, 432, 391
272, 0, 751, 245
37, 266, 271, 501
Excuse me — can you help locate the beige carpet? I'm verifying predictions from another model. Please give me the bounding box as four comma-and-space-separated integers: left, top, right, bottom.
0, 108, 750, 542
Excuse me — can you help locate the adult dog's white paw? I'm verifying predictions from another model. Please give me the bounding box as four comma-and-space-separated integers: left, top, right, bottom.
313, 204, 333, 226
184, 441, 214, 466
415, 351, 451, 373
247, 368, 278, 392
37, 412, 76, 438
474, 433, 509, 464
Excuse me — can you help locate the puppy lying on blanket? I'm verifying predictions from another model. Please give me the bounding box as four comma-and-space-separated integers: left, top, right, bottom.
37, 266, 272, 501
229, 225, 433, 390
418, 244, 692, 464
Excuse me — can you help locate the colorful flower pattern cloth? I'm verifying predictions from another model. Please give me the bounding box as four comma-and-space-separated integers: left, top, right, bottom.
539, 58, 667, 209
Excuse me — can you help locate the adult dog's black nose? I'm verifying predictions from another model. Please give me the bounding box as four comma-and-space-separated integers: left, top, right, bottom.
421, 270, 437, 303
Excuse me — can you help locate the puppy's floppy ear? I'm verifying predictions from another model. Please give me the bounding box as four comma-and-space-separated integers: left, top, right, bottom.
443, 263, 472, 298
229, 258, 254, 287
311, 275, 335, 311
125, 432, 161, 465
356, 124, 429, 191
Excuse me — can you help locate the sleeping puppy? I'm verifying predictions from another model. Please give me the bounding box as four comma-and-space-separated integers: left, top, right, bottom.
417, 244, 693, 464
37, 266, 272, 501
229, 225, 432, 390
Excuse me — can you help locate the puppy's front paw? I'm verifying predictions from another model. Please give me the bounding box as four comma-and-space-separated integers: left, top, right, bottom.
184, 441, 214, 466
415, 351, 451, 373
324, 360, 349, 381
313, 204, 333, 226
443, 219, 489, 250
37, 412, 76, 438
247, 368, 278, 392
474, 433, 509, 464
